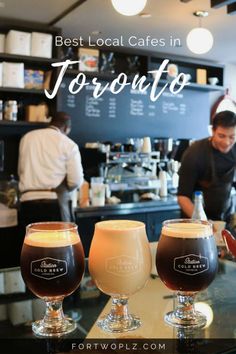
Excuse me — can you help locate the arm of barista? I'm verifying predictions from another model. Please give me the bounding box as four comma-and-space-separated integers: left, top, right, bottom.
17, 136, 26, 189
66, 145, 84, 191
177, 141, 201, 217
177, 195, 194, 218
17, 141, 23, 178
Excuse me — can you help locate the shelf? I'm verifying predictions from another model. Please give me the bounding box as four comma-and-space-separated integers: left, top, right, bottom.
0, 52, 59, 64
184, 82, 225, 92
0, 120, 48, 127
149, 55, 224, 88
66, 70, 149, 82
1, 81, 224, 94
0, 87, 51, 95
65, 71, 225, 92
66, 69, 117, 81
146, 77, 225, 92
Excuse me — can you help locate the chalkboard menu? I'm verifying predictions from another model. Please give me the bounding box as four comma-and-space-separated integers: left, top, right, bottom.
57, 76, 211, 145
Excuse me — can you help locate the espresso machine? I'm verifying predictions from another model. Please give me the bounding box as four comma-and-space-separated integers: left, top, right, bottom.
153, 138, 173, 161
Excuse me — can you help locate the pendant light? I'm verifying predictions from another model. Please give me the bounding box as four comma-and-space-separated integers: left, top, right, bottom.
111, 0, 147, 16
186, 11, 214, 55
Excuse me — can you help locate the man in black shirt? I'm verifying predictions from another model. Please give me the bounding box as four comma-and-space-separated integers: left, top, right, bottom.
178, 110, 236, 221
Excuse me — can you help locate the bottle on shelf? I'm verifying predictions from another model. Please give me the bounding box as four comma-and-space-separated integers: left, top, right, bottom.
191, 190, 207, 220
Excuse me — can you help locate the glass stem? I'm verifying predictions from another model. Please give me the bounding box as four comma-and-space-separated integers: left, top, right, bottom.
108, 297, 130, 321
43, 297, 65, 328
175, 292, 196, 320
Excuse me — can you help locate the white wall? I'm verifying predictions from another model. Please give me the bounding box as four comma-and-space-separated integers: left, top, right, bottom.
224, 64, 236, 100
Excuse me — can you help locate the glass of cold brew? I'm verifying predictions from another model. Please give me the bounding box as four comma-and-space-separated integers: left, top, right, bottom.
20, 222, 85, 337
156, 219, 218, 329
89, 220, 151, 332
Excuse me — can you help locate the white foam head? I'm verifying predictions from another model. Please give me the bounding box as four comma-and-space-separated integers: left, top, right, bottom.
162, 222, 212, 238
25, 231, 79, 247
96, 220, 145, 231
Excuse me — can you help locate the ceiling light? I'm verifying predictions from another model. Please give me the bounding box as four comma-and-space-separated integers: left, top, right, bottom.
186, 11, 214, 55
111, 0, 147, 16
187, 28, 213, 54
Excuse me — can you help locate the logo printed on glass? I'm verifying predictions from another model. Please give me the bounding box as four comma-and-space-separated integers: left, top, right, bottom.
31, 257, 68, 280
174, 254, 209, 276
106, 255, 140, 276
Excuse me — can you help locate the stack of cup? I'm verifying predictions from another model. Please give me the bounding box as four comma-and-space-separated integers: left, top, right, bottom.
142, 137, 152, 153
159, 170, 168, 197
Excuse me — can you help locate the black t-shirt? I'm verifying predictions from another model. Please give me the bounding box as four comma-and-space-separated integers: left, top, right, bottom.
177, 138, 236, 200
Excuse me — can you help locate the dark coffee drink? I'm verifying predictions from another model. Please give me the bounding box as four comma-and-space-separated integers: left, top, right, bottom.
21, 231, 84, 298
156, 222, 218, 292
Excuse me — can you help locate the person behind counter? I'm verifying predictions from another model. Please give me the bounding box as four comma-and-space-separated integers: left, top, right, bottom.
18, 111, 84, 227
177, 110, 236, 223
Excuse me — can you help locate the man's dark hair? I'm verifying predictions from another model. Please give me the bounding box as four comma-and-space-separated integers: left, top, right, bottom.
50, 112, 71, 128
212, 110, 236, 130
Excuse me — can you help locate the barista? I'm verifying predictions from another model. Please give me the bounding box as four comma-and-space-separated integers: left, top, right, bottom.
18, 112, 84, 226
177, 110, 236, 222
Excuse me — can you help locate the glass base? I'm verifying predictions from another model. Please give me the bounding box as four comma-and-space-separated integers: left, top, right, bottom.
97, 314, 141, 333
32, 317, 77, 337
164, 310, 206, 329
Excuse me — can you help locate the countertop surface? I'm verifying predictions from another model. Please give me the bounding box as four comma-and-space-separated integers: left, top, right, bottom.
75, 195, 180, 217
86, 257, 236, 352
1, 258, 236, 354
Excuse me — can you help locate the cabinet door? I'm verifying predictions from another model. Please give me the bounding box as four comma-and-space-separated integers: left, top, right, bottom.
147, 210, 181, 242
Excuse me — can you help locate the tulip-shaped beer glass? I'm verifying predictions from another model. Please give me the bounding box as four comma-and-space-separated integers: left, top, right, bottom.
156, 219, 218, 329
21, 222, 85, 337
89, 220, 151, 333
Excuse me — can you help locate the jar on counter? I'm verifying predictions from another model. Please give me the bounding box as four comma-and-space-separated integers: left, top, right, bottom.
4, 100, 18, 121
